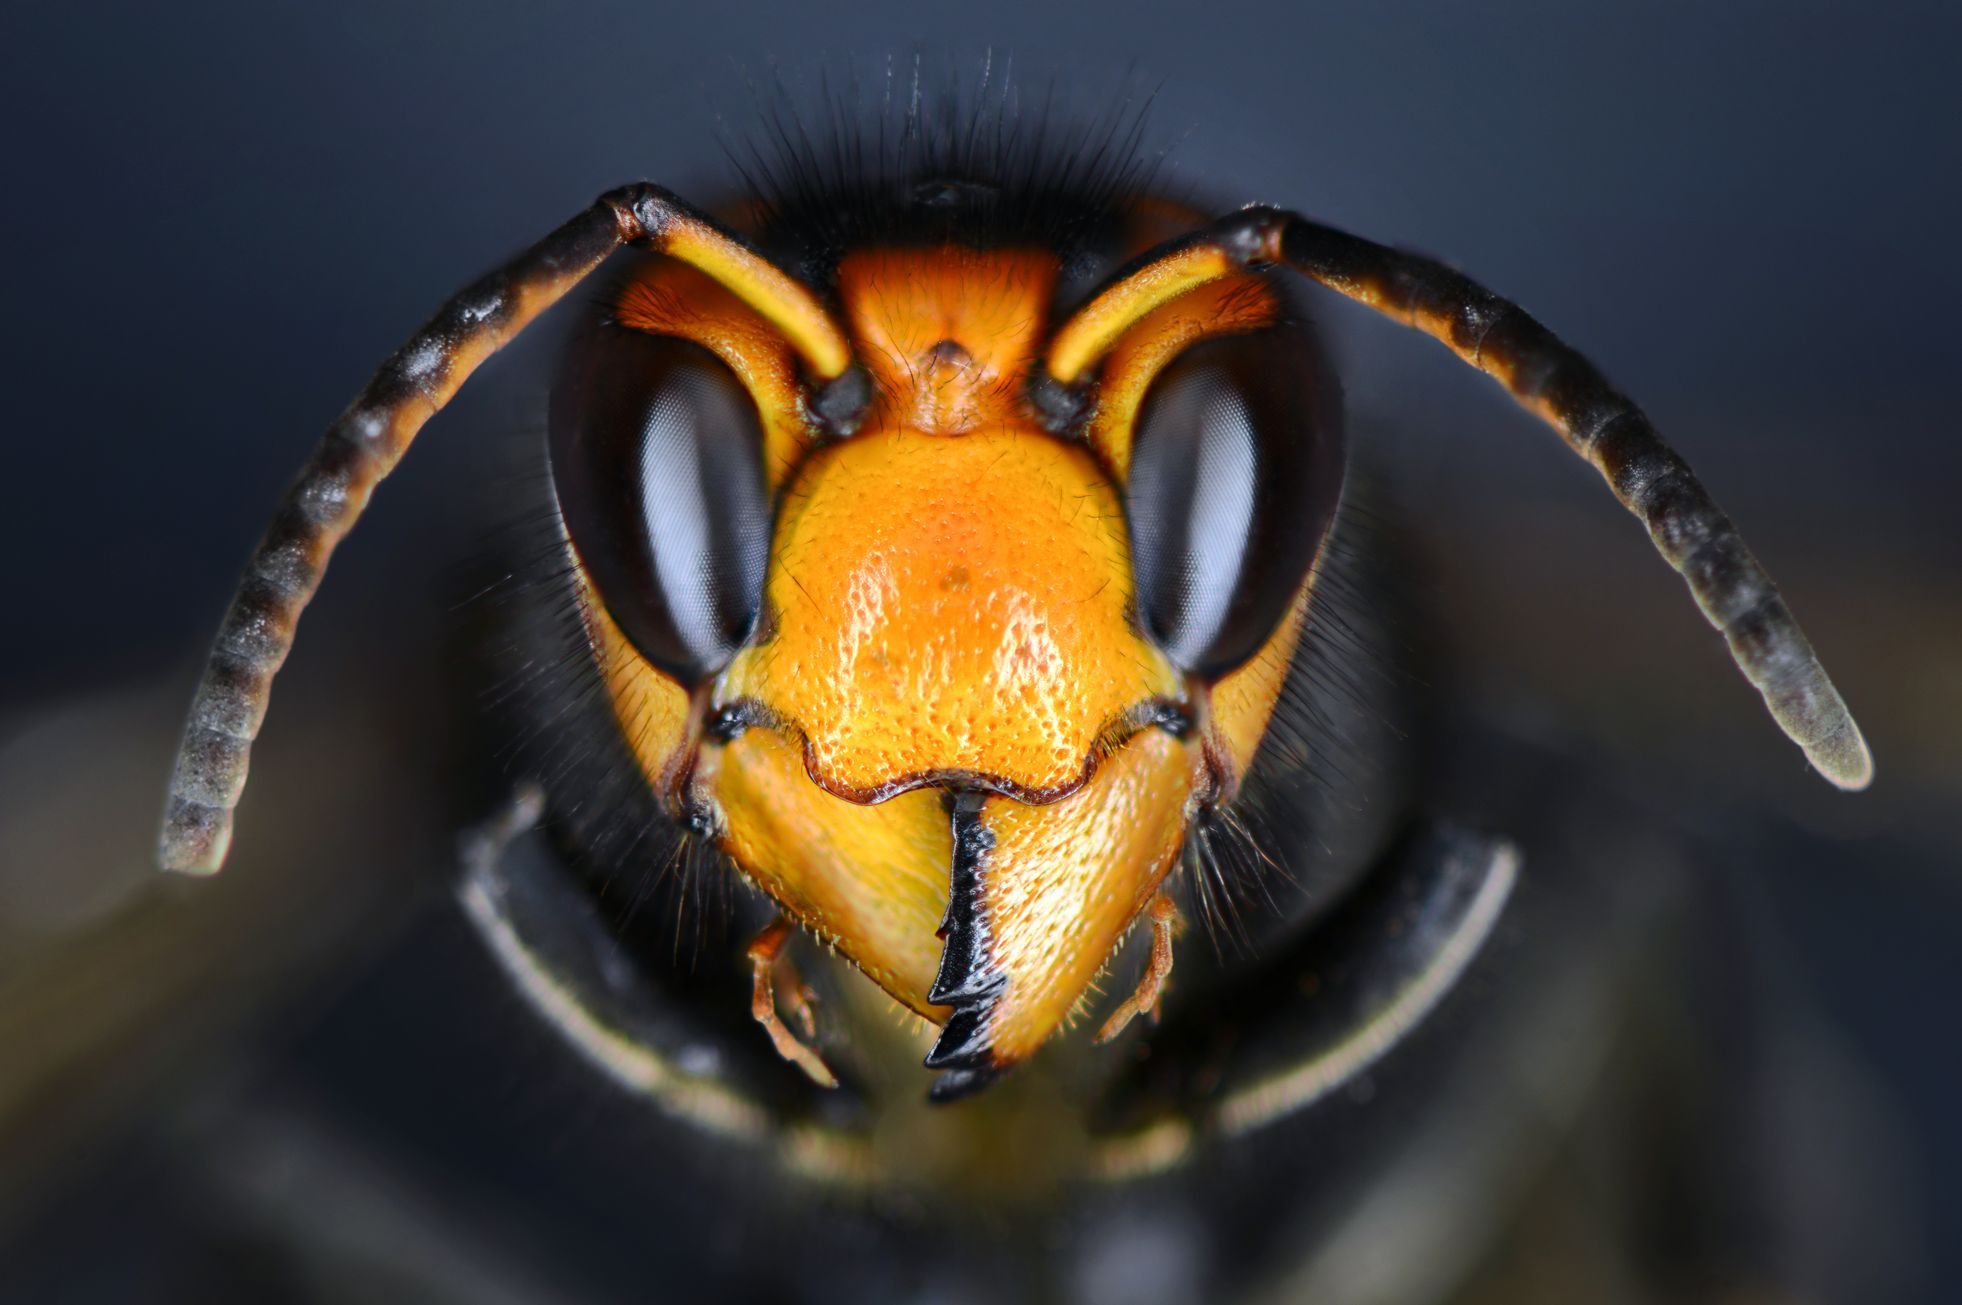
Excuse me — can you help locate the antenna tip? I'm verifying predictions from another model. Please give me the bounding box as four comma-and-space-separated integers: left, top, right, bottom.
1808, 723, 1875, 793
157, 799, 233, 876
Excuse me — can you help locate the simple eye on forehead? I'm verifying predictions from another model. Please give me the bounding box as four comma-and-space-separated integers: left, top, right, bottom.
550, 328, 771, 685
1125, 327, 1345, 681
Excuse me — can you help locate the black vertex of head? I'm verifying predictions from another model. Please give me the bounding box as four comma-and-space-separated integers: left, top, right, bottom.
924, 791, 1010, 1101
721, 55, 1180, 299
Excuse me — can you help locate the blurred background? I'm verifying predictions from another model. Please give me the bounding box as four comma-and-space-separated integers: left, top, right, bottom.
1, 2, 1956, 1301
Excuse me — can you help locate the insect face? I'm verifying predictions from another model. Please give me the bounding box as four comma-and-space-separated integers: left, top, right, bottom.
159, 122, 1870, 1110
557, 242, 1337, 1095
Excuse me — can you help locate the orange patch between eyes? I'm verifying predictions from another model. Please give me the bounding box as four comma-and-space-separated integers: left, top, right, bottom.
836, 248, 1058, 434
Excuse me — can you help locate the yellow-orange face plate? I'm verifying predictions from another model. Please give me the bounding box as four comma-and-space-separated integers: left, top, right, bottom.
578, 239, 1321, 1066
702, 727, 952, 1016
973, 727, 1201, 1061
720, 424, 1181, 801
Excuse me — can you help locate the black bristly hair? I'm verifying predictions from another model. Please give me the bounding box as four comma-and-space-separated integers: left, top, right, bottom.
470, 445, 751, 965
1177, 479, 1420, 959
724, 53, 1175, 298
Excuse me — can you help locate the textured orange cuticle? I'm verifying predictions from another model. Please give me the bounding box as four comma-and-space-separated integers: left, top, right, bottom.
585, 243, 1308, 1058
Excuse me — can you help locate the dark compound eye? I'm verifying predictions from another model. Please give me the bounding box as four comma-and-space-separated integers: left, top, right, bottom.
550, 327, 771, 686
1125, 325, 1346, 680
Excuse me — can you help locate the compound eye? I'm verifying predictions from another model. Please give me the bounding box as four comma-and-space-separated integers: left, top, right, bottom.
550, 327, 771, 686
1125, 326, 1345, 680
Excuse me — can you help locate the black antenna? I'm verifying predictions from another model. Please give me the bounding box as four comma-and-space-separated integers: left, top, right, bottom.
159, 185, 857, 874
1044, 206, 1873, 790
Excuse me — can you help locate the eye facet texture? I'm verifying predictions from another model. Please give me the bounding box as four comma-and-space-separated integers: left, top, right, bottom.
1125, 327, 1344, 680
551, 329, 771, 685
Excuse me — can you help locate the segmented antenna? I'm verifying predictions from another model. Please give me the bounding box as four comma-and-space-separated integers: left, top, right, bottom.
159, 185, 858, 875
1046, 206, 1873, 790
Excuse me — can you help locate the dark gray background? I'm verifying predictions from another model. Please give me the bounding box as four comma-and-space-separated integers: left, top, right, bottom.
5, 2, 1958, 800
2, 0, 1957, 1295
